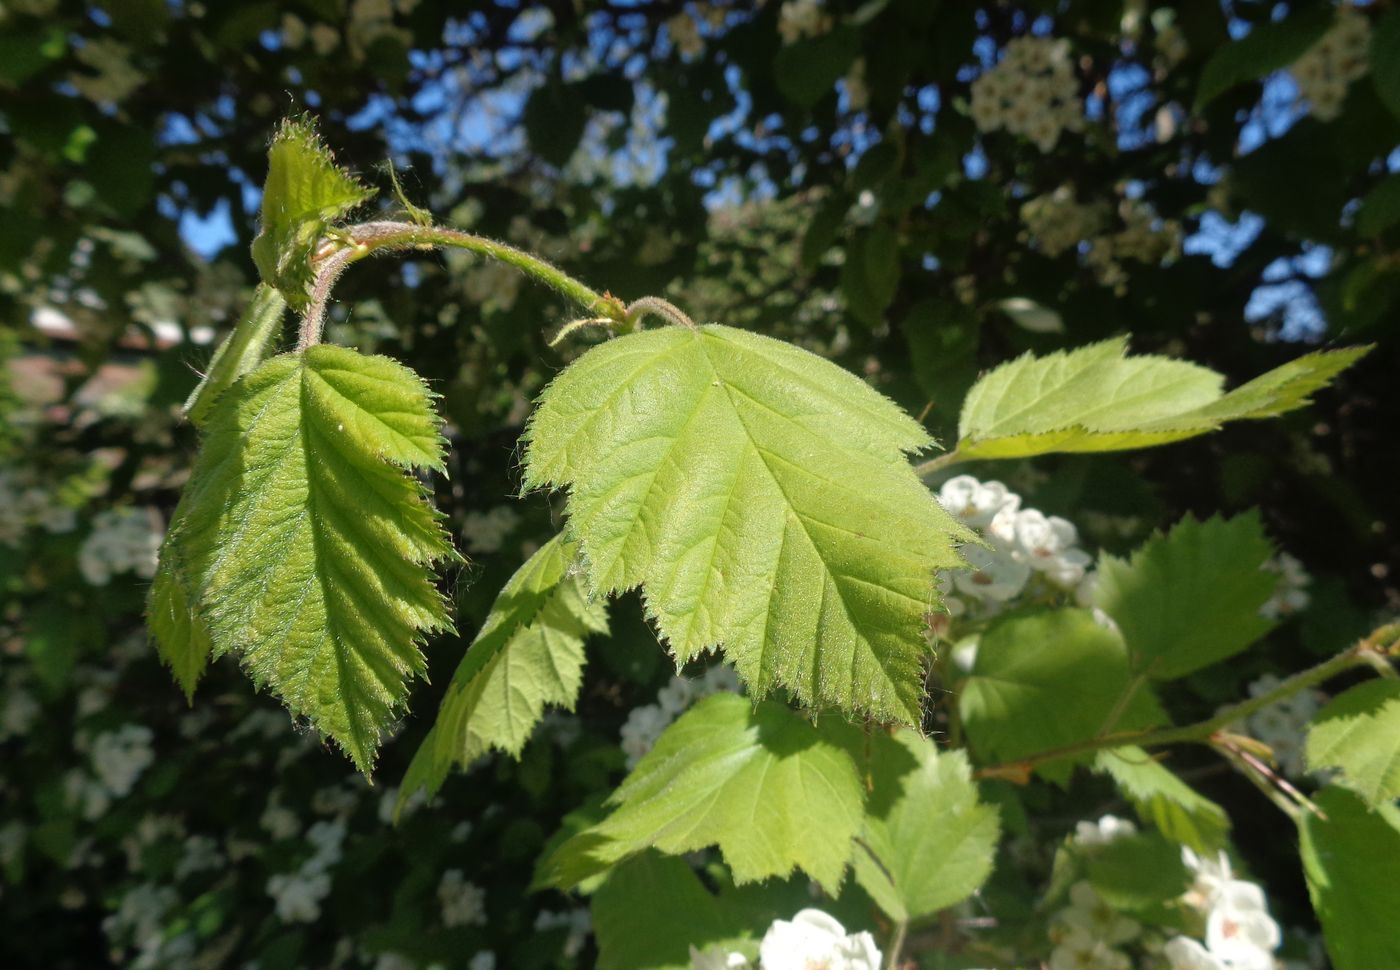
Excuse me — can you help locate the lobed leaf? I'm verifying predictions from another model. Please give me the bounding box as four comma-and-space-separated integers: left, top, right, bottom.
959, 609, 1165, 783
536, 693, 866, 894
249, 117, 374, 308
955, 337, 1369, 460
402, 534, 608, 803
1305, 680, 1400, 809
149, 344, 454, 772
1298, 787, 1400, 970
1094, 513, 1277, 681
853, 731, 1001, 922
1093, 747, 1230, 854
522, 323, 968, 727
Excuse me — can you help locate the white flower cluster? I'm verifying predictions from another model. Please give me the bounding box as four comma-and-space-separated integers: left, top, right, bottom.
346, 0, 418, 62
1084, 199, 1184, 294
777, 0, 831, 45
78, 507, 163, 586
103, 883, 195, 969
266, 818, 346, 923
1046, 816, 1141, 970
0, 470, 78, 545
691, 908, 881, 970
970, 37, 1085, 152
1259, 553, 1310, 620
438, 869, 487, 928
1, 673, 40, 740
461, 505, 521, 554
281, 13, 341, 55
1291, 8, 1370, 121
666, 3, 729, 61
619, 665, 741, 767
1020, 187, 1110, 258
535, 907, 592, 958
1165, 849, 1281, 970
1240, 673, 1321, 778
935, 476, 1093, 622
91, 724, 157, 798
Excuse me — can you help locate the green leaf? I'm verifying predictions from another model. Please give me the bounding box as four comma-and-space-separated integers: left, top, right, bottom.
774, 28, 859, 108
1299, 787, 1400, 970
184, 283, 287, 427
1078, 830, 1191, 910
536, 694, 865, 894
1306, 680, 1400, 808
1195, 9, 1333, 108
1356, 173, 1400, 237
1093, 747, 1230, 854
522, 324, 968, 727
955, 337, 1368, 460
150, 344, 454, 772
592, 852, 780, 970
1373, 11, 1400, 125
250, 117, 374, 309
959, 609, 1164, 783
148, 545, 213, 701
1094, 513, 1277, 681
402, 534, 608, 801
854, 731, 1001, 922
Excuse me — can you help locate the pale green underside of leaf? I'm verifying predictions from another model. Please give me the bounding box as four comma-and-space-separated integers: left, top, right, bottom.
523, 324, 968, 726
956, 337, 1369, 459
250, 117, 374, 307
854, 731, 1000, 922
150, 344, 453, 772
1306, 680, 1400, 808
959, 609, 1165, 784
184, 283, 286, 427
1094, 747, 1230, 854
1095, 513, 1277, 681
1299, 787, 1400, 970
401, 534, 608, 806
536, 693, 865, 894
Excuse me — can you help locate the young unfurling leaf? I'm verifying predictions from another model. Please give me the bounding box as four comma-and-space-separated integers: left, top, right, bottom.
150, 344, 455, 772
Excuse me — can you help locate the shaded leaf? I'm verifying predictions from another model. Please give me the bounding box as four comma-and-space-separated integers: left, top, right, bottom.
1094, 747, 1230, 854
1195, 9, 1332, 108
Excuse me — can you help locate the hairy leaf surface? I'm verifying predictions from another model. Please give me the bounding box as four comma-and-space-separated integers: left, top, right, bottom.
523, 324, 968, 726
1299, 787, 1400, 970
151, 344, 454, 772
959, 609, 1165, 783
1306, 680, 1400, 808
250, 117, 374, 308
184, 283, 286, 427
1095, 514, 1277, 681
854, 731, 1000, 921
536, 693, 865, 894
1094, 747, 1230, 854
403, 534, 608, 801
956, 338, 1368, 459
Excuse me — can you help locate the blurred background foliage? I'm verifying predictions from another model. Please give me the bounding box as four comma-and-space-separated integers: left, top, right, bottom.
1, 0, 1397, 967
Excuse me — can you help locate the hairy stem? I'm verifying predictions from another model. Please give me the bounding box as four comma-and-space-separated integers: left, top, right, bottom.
914, 449, 964, 477
885, 919, 908, 970
976, 625, 1399, 779
298, 220, 628, 349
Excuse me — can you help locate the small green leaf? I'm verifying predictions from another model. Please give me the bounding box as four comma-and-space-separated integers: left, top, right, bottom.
536, 694, 865, 894
402, 534, 608, 801
523, 324, 968, 728
184, 283, 287, 427
1299, 787, 1400, 970
1094, 747, 1230, 854
150, 344, 454, 772
592, 852, 781, 970
148, 545, 213, 701
250, 117, 374, 308
1306, 680, 1400, 808
1094, 513, 1277, 680
1355, 173, 1400, 238
955, 337, 1368, 459
959, 609, 1164, 783
1079, 830, 1191, 910
854, 731, 1000, 922
1195, 9, 1333, 108
1373, 11, 1400, 124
